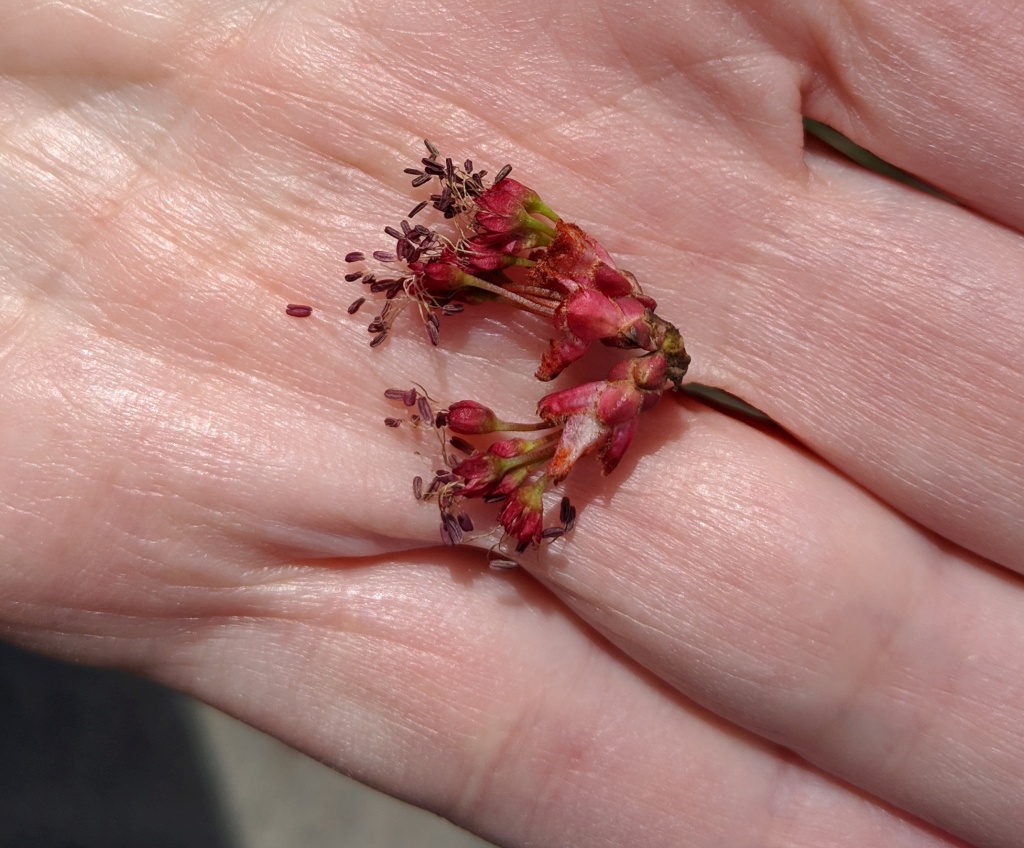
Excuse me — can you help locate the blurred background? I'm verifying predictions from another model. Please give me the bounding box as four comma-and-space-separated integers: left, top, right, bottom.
0, 641, 495, 848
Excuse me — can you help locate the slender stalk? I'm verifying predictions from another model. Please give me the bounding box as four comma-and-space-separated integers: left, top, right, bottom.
461, 277, 556, 317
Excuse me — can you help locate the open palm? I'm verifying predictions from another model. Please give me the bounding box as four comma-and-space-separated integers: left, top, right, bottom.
3, 1, 1023, 845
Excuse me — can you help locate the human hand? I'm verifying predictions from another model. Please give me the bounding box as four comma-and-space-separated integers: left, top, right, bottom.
2, 1, 1023, 845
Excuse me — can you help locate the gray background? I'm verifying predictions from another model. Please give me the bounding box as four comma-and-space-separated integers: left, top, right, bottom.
0, 641, 495, 848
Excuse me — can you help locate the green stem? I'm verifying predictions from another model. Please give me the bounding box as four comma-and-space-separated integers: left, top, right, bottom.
504, 440, 558, 473
494, 419, 558, 433
526, 199, 561, 227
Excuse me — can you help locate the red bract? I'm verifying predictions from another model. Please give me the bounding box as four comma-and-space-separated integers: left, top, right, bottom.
531, 222, 656, 306
537, 289, 655, 380
538, 352, 669, 480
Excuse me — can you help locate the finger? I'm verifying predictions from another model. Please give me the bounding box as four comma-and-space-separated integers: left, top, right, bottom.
793, 0, 1024, 231
524, 2, 1024, 572
526, 400, 1024, 848
27, 550, 959, 848
655, 140, 1024, 574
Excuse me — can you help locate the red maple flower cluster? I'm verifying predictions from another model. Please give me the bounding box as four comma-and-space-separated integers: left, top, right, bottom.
348, 141, 689, 553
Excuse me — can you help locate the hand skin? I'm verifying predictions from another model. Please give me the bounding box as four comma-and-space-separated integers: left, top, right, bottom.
2, 1, 1023, 845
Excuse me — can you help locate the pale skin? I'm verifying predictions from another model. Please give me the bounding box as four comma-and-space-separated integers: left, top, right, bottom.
2, 0, 1023, 845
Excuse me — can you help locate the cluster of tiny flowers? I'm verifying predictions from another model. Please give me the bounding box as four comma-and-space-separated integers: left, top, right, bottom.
348, 141, 690, 553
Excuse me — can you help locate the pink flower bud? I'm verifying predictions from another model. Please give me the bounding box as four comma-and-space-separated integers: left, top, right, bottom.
488, 437, 531, 458
460, 230, 548, 274
409, 249, 475, 295
452, 437, 551, 498
452, 453, 505, 498
474, 178, 554, 234
446, 400, 502, 434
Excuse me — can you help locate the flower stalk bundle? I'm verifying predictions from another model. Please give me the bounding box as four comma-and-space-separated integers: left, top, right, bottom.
347, 141, 690, 553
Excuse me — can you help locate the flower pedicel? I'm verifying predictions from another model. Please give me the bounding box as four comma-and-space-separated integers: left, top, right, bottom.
347, 141, 690, 554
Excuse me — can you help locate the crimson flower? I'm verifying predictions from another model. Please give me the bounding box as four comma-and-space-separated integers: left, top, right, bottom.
352, 141, 691, 552
496, 478, 548, 551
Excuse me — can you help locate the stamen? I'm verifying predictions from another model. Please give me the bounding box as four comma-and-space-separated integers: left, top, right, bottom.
449, 436, 474, 454
345, 251, 365, 263
560, 496, 573, 525
347, 297, 366, 314
460, 277, 557, 317
285, 304, 313, 317
441, 512, 464, 545
417, 396, 433, 422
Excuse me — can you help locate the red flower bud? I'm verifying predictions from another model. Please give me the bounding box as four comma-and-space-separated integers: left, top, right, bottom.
451, 452, 505, 498
474, 178, 556, 235
452, 436, 554, 498
460, 230, 548, 274
446, 400, 502, 434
